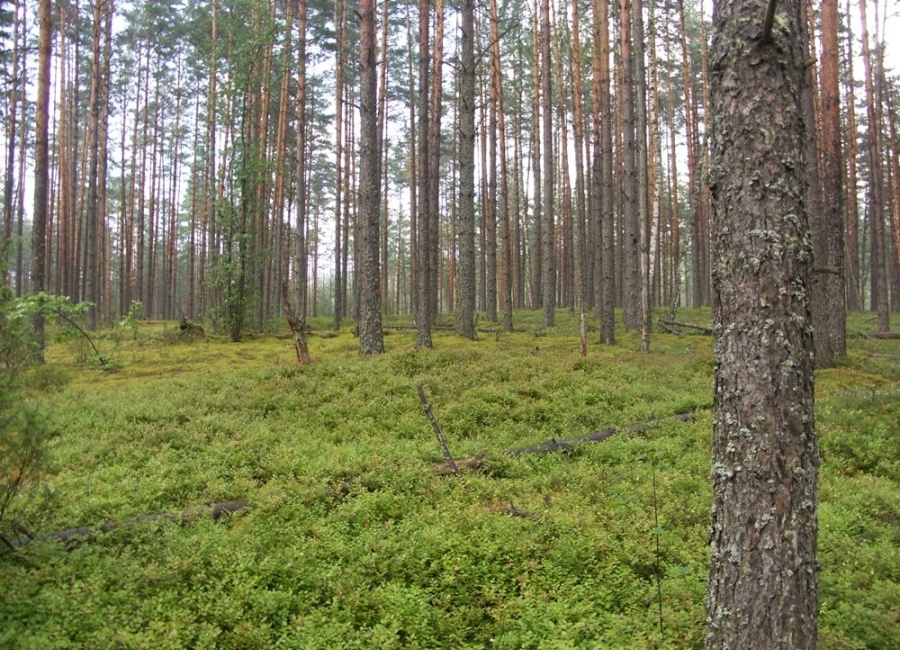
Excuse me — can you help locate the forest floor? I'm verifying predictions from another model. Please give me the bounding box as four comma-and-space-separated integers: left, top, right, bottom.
1, 309, 897, 649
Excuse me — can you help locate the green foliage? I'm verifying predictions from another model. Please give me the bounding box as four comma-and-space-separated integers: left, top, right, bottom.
0, 277, 55, 546
116, 302, 143, 342
0, 310, 896, 648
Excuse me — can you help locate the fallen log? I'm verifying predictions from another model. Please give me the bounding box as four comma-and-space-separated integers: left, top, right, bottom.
6, 499, 249, 551
506, 503, 541, 521
385, 324, 531, 335
385, 324, 456, 331
658, 320, 714, 335
657, 321, 683, 337
417, 385, 461, 477
432, 412, 696, 476
872, 353, 900, 361
866, 332, 900, 340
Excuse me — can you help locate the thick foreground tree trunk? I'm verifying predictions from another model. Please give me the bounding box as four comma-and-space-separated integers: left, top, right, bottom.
706, 1, 819, 648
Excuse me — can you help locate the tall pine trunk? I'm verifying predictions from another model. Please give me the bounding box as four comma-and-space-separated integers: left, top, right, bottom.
594, 0, 615, 344
618, 0, 639, 330
31, 0, 52, 355
817, 0, 847, 361
540, 0, 555, 327
357, 0, 384, 354
332, 0, 346, 330
415, 0, 433, 348
456, 0, 475, 339
490, 0, 513, 331
841, 2, 861, 311
859, 0, 889, 331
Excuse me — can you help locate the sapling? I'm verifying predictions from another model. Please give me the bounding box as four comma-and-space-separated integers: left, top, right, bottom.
614, 449, 669, 638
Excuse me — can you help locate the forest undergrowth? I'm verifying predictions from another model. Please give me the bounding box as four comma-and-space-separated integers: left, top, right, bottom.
1, 309, 897, 649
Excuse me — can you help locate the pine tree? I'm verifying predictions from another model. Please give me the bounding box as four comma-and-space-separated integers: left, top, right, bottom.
706, 0, 818, 645
357, 0, 383, 355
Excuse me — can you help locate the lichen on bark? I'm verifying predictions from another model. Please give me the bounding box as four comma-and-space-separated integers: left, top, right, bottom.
705, 0, 818, 648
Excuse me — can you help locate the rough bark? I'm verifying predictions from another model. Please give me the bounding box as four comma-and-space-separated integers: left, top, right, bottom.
455, 0, 477, 340
706, 0, 819, 647
357, 0, 383, 355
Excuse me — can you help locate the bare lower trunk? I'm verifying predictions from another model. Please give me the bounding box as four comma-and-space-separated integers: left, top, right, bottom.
706, 0, 818, 646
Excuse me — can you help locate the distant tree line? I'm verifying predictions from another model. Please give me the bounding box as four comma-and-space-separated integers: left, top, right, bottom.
0, 0, 897, 350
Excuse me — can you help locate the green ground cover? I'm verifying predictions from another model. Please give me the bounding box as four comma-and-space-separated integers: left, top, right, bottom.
1, 309, 897, 649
